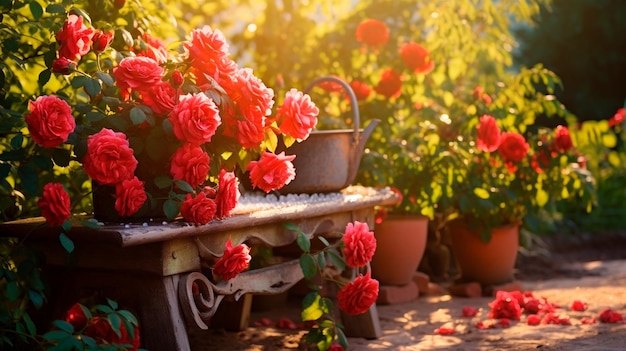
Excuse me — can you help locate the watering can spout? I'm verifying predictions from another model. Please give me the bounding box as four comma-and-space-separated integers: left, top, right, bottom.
346, 119, 380, 188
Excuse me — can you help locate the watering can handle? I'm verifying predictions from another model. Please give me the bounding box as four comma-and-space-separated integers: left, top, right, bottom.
303, 76, 361, 141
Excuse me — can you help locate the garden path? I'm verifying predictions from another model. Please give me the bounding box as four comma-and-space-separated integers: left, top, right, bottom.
189, 233, 626, 351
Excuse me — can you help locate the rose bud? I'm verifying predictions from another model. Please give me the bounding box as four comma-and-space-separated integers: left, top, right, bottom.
171, 70, 184, 88
51, 57, 77, 75
92, 31, 114, 54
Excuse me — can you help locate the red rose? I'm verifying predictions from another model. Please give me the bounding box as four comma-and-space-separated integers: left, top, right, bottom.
25, 95, 75, 148
51, 57, 76, 75
318, 76, 344, 93
220, 68, 274, 148
355, 19, 389, 47
350, 80, 372, 101
141, 81, 177, 116
531, 148, 551, 173
374, 69, 402, 99
181, 193, 217, 225
399, 42, 435, 74
487, 291, 522, 320
56, 14, 94, 60
91, 30, 113, 54
38, 183, 71, 227
170, 143, 210, 187
113, 56, 164, 94
64, 303, 88, 331
552, 125, 573, 153
277, 88, 319, 141
212, 238, 251, 281
246, 152, 296, 193
185, 26, 237, 86
114, 177, 147, 217
169, 93, 221, 145
498, 132, 529, 164
342, 221, 376, 268
83, 128, 137, 185
215, 169, 240, 219
337, 272, 379, 315
476, 114, 501, 152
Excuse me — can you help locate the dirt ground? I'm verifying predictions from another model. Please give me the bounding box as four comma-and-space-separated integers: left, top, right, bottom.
189, 232, 626, 351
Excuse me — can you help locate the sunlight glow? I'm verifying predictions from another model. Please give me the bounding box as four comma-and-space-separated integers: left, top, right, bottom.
246, 23, 257, 33
440, 114, 451, 124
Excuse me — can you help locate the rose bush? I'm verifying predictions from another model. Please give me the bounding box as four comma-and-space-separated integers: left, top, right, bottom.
291, 220, 379, 351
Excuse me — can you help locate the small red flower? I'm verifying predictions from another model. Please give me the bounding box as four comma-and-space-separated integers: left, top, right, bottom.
526, 314, 541, 326
246, 152, 296, 193
25, 95, 75, 149
488, 291, 522, 320
498, 132, 529, 171
114, 177, 147, 217
337, 271, 379, 315
399, 42, 434, 74
497, 318, 511, 327
276, 318, 298, 330
214, 169, 239, 219
83, 128, 137, 185
170, 143, 211, 188
169, 93, 221, 145
350, 80, 372, 101
434, 326, 455, 335
462, 306, 479, 317
212, 238, 251, 281
476, 114, 501, 152
276, 88, 320, 141
56, 14, 94, 60
65, 303, 89, 331
599, 309, 623, 323
552, 125, 573, 153
91, 30, 113, 54
181, 192, 217, 225
374, 69, 402, 99
38, 183, 72, 227
355, 19, 389, 47
570, 300, 588, 312
171, 70, 185, 88
327, 344, 345, 351
51, 57, 77, 75
342, 221, 377, 268
608, 107, 624, 127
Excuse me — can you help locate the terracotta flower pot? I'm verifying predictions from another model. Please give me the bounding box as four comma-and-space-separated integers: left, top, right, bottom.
370, 215, 428, 286
448, 221, 519, 286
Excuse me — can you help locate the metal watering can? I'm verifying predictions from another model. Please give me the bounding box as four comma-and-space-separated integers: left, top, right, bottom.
278, 76, 380, 194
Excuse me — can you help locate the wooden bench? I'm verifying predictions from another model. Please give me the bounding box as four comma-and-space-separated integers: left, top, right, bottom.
0, 186, 398, 351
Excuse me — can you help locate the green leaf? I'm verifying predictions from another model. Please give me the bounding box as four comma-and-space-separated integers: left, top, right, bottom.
173, 180, 194, 193
163, 199, 179, 219
299, 254, 317, 280
296, 231, 311, 252
18, 161, 38, 196
46, 4, 66, 14
317, 236, 331, 247
52, 320, 74, 333
154, 176, 173, 189
81, 219, 103, 229
130, 106, 147, 125
59, 232, 74, 253
327, 248, 346, 271
83, 77, 101, 97
42, 330, 70, 342
6, 281, 20, 301
301, 292, 323, 321
108, 313, 122, 338
107, 298, 118, 310
28, 290, 44, 308
337, 327, 349, 349
22, 312, 36, 336
71, 75, 88, 89
118, 309, 138, 325
316, 252, 326, 270
96, 71, 114, 87
29, 1, 43, 20
10, 133, 23, 149
94, 304, 113, 314
85, 111, 106, 122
